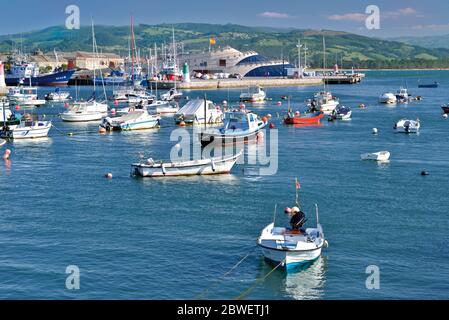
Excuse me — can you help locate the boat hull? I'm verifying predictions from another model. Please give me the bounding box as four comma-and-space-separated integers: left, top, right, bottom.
284, 112, 324, 125
118, 118, 160, 131
61, 112, 107, 122
2, 122, 51, 139
259, 245, 323, 272
5, 70, 75, 86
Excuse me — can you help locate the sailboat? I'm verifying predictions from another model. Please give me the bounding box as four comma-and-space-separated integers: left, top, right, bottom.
61, 20, 108, 122
310, 37, 339, 115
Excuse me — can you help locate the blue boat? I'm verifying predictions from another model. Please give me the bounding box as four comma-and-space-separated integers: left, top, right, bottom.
418, 81, 439, 88
5, 69, 75, 87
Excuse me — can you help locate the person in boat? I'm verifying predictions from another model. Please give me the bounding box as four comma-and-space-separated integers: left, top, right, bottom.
290, 206, 306, 231
136, 100, 144, 109
310, 100, 318, 112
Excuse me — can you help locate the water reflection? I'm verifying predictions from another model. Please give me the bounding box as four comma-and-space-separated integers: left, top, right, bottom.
259, 256, 328, 300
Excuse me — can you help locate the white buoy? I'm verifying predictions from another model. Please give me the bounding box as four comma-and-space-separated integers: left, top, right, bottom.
443, 114, 448, 119
372, 128, 378, 134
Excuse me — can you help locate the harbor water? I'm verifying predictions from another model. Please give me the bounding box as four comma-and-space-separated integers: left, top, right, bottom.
1, 70, 449, 299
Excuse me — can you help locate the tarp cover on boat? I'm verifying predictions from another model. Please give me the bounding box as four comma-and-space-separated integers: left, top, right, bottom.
176, 99, 209, 117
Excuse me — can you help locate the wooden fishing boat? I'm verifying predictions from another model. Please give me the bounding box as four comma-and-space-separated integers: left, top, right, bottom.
284, 111, 324, 125
131, 151, 242, 177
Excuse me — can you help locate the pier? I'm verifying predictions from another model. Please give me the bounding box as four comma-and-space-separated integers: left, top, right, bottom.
324, 75, 363, 84
149, 77, 323, 90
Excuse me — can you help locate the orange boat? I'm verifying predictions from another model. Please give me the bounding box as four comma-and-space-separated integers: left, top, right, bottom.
284, 111, 324, 125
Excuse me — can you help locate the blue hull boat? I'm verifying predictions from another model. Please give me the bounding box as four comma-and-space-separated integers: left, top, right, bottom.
5, 69, 75, 86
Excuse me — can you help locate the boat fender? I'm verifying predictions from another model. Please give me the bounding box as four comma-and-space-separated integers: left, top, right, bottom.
443, 114, 448, 119
421, 171, 429, 176
211, 160, 216, 172
324, 240, 329, 248
161, 165, 166, 175
372, 128, 378, 134
105, 173, 113, 179
2, 149, 11, 160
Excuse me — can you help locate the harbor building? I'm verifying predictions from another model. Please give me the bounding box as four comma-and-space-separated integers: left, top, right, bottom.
179, 46, 294, 77
65, 51, 124, 70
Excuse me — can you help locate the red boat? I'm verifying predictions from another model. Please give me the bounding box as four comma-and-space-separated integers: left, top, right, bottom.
442, 106, 449, 114
284, 111, 324, 125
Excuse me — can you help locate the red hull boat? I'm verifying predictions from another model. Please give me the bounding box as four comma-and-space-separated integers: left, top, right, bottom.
284, 112, 324, 125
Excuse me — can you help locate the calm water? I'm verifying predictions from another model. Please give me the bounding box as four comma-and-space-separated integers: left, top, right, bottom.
1, 70, 449, 300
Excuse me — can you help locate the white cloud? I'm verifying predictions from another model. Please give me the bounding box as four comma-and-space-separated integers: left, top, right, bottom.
328, 13, 367, 22
327, 7, 420, 22
257, 11, 290, 19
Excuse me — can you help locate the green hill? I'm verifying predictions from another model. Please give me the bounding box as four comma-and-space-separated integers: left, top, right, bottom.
2, 23, 449, 69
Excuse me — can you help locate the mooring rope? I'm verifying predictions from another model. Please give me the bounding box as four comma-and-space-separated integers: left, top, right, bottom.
196, 248, 256, 299
234, 259, 285, 300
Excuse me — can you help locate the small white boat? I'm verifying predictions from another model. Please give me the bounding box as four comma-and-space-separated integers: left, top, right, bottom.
0, 106, 12, 123
258, 205, 326, 272
1, 116, 51, 139
240, 85, 266, 103
394, 119, 420, 133
44, 88, 71, 101
379, 93, 397, 104
174, 99, 223, 125
7, 86, 46, 106
396, 87, 409, 101
361, 151, 391, 161
100, 109, 160, 131
61, 100, 108, 122
112, 86, 154, 104
160, 88, 183, 102
147, 100, 180, 115
131, 151, 242, 177
311, 91, 339, 115
330, 105, 352, 121
199, 110, 267, 147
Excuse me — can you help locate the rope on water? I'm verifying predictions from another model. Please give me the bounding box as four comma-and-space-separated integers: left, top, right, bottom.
51, 124, 101, 137
195, 248, 256, 299
234, 259, 285, 300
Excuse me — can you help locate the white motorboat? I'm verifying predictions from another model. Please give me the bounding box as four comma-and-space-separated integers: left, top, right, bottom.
112, 86, 155, 104
0, 106, 12, 122
131, 151, 242, 177
160, 88, 183, 102
44, 88, 71, 101
61, 100, 108, 122
330, 105, 352, 121
394, 119, 420, 133
0, 115, 51, 139
199, 110, 267, 147
239, 85, 266, 103
311, 91, 339, 115
174, 99, 223, 125
146, 100, 179, 115
396, 87, 409, 101
360, 151, 391, 161
7, 86, 46, 106
100, 109, 160, 131
257, 204, 326, 272
379, 93, 397, 104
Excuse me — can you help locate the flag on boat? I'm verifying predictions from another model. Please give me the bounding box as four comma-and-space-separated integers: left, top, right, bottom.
296, 179, 301, 190
209, 37, 216, 45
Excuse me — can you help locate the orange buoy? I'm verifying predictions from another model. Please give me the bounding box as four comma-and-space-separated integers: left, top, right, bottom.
114, 100, 119, 106
99, 127, 107, 134
15, 105, 21, 111
269, 123, 275, 129
262, 116, 268, 123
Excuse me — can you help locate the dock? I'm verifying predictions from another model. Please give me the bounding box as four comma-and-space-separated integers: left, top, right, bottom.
324, 75, 363, 84
149, 77, 323, 90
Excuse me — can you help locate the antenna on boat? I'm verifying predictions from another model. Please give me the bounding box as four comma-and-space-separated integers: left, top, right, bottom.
295, 177, 301, 209
315, 204, 319, 226
203, 93, 207, 130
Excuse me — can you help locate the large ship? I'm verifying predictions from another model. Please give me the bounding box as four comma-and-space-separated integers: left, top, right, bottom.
5, 54, 75, 86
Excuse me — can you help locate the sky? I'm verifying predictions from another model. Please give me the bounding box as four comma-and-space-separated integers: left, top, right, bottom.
1, 0, 449, 38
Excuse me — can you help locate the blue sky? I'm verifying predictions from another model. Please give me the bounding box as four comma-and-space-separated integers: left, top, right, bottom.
1, 0, 449, 37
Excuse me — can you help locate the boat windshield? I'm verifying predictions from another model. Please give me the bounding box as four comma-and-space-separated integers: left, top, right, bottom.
224, 112, 248, 130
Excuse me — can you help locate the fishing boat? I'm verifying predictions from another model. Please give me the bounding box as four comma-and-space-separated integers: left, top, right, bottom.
174, 99, 223, 125
5, 53, 75, 86
379, 93, 397, 104
61, 20, 109, 122
199, 110, 267, 147
131, 151, 242, 177
239, 85, 266, 102
310, 91, 339, 115
394, 119, 420, 133
100, 109, 160, 131
0, 114, 51, 139
418, 81, 438, 88
329, 105, 352, 121
7, 86, 46, 106
284, 111, 324, 125
44, 88, 71, 101
360, 151, 390, 161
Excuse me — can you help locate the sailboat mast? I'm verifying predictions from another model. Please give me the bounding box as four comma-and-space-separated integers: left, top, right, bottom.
131, 15, 135, 83
323, 36, 327, 92
91, 19, 96, 93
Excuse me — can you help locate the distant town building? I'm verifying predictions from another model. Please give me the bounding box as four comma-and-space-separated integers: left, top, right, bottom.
28, 49, 68, 69
65, 51, 124, 70
179, 46, 294, 77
